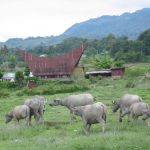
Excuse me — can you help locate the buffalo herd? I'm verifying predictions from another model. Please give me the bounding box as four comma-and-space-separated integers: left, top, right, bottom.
5, 93, 150, 134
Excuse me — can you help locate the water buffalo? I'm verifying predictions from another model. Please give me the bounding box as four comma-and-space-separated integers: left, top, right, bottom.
112, 94, 142, 122
23, 95, 46, 124
72, 102, 107, 134
5, 105, 30, 126
129, 102, 150, 123
49, 93, 95, 121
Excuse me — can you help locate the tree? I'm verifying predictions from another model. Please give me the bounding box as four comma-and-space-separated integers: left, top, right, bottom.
0, 71, 3, 79
15, 71, 24, 87
138, 29, 150, 55
92, 51, 112, 69
8, 55, 16, 70
1, 45, 8, 62
24, 66, 30, 76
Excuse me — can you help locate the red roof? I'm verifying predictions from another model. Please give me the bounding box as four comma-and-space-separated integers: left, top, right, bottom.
19, 45, 86, 77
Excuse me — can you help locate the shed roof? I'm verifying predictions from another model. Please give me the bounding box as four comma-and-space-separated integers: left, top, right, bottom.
2, 73, 15, 80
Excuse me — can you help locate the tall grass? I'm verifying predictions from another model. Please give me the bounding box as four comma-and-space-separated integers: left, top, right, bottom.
0, 63, 150, 150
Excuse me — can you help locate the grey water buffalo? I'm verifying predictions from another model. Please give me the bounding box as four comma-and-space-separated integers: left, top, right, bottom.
72, 102, 107, 134
23, 95, 46, 124
49, 93, 95, 120
112, 94, 142, 122
5, 105, 30, 126
129, 102, 150, 123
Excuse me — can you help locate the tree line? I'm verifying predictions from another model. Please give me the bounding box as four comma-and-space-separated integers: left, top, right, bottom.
0, 28, 150, 73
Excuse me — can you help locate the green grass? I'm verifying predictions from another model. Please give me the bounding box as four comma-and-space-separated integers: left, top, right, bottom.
0, 63, 150, 150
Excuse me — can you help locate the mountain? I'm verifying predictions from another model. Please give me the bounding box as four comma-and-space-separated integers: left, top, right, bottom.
63, 8, 150, 39
0, 35, 66, 49
0, 8, 150, 49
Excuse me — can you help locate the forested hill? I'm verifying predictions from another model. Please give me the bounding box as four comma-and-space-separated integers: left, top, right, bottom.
0, 8, 150, 49
63, 8, 150, 39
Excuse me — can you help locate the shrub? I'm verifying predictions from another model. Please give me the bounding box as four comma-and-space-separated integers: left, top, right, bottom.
0, 80, 17, 89
21, 79, 89, 96
15, 71, 24, 87
0, 72, 3, 79
91, 52, 112, 69
113, 60, 125, 67
24, 66, 30, 76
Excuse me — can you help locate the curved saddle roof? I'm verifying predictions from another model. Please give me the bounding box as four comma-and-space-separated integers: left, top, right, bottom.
19, 45, 86, 77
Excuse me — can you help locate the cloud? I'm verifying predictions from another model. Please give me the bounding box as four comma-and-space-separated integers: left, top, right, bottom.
0, 0, 150, 41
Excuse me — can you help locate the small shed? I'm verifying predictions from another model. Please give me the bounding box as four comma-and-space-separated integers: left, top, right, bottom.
85, 69, 112, 78
27, 80, 36, 89
85, 67, 125, 78
111, 67, 125, 77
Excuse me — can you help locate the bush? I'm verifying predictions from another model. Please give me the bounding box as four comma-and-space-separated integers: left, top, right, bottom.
113, 60, 125, 67
92, 52, 112, 69
0, 80, 17, 89
21, 79, 89, 96
15, 71, 24, 87
0, 72, 3, 79
24, 66, 30, 76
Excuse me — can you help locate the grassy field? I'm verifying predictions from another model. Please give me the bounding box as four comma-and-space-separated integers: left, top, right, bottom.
0, 63, 150, 150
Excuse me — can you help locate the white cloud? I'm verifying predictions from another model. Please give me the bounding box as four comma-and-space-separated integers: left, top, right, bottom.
0, 0, 150, 41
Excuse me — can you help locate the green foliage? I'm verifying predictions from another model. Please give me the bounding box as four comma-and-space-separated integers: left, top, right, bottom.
91, 52, 112, 69
26, 76, 39, 82
113, 60, 125, 67
15, 71, 24, 87
20, 79, 89, 96
31, 37, 87, 56
24, 66, 30, 76
138, 28, 150, 55
0, 63, 150, 150
0, 80, 16, 89
0, 72, 3, 79
125, 63, 150, 77
8, 55, 16, 70
125, 51, 143, 62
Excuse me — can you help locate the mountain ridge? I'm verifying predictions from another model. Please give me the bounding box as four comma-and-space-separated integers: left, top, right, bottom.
0, 8, 150, 49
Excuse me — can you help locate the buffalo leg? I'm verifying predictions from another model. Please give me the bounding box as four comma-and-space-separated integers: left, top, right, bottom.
86, 124, 91, 132
97, 117, 105, 133
25, 116, 30, 126
82, 119, 89, 135
119, 110, 122, 122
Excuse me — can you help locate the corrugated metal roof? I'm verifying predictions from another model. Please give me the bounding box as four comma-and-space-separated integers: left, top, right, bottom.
2, 73, 15, 80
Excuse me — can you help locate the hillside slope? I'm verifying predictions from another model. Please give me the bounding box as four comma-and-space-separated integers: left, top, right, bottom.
0, 8, 150, 49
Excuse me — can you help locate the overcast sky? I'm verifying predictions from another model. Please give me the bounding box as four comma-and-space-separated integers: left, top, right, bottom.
0, 0, 150, 42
